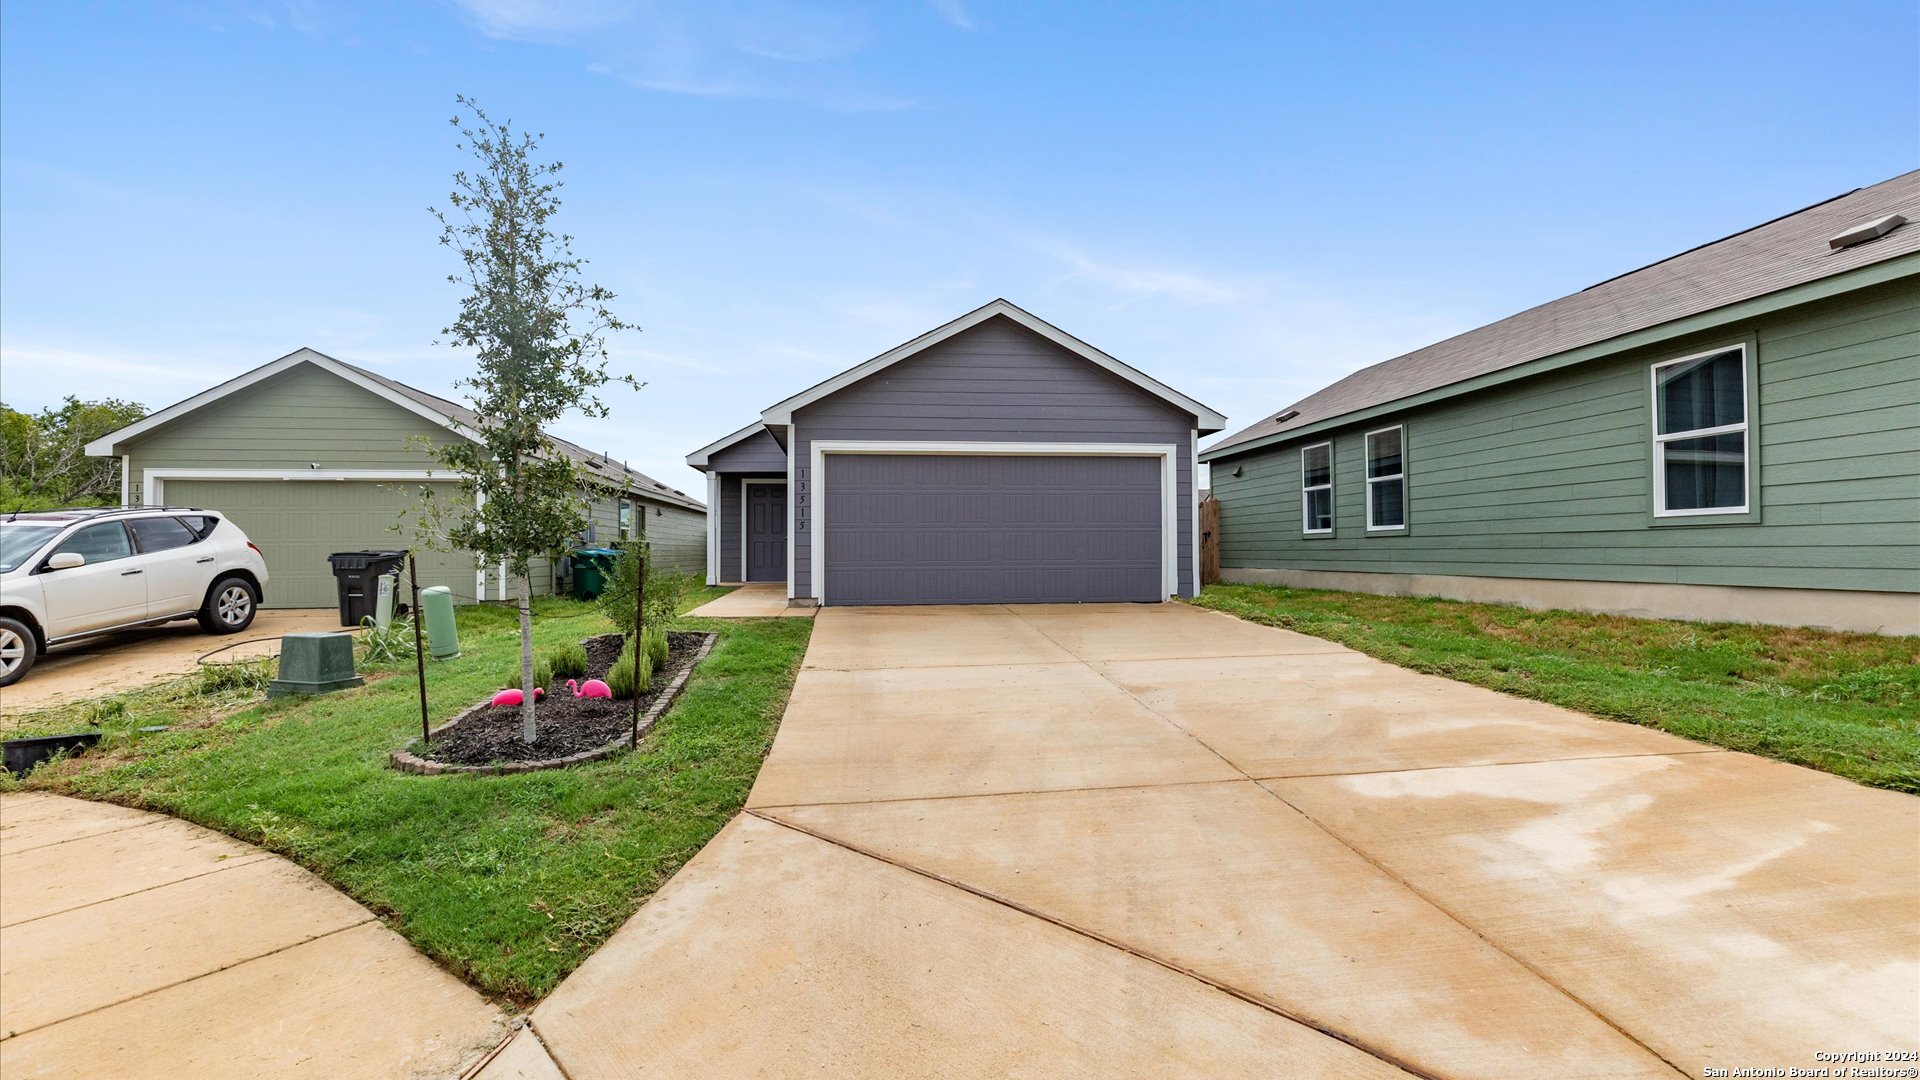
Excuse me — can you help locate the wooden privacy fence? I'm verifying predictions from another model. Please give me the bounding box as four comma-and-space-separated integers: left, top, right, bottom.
1200, 496, 1220, 586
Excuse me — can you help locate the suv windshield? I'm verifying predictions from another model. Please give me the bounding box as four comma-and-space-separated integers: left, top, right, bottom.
0, 523, 67, 572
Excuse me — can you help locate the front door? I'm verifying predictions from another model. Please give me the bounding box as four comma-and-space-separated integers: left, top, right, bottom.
745, 482, 786, 582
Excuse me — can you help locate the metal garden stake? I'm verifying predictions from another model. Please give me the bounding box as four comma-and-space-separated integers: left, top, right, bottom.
632, 546, 646, 748
409, 550, 429, 744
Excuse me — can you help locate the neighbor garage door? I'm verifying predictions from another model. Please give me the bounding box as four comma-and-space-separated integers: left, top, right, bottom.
821, 454, 1163, 605
161, 479, 477, 609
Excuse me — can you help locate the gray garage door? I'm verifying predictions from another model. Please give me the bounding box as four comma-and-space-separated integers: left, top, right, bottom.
162, 479, 476, 609
822, 454, 1163, 605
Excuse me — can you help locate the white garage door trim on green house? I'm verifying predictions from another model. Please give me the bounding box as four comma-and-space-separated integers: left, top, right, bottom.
154, 469, 484, 610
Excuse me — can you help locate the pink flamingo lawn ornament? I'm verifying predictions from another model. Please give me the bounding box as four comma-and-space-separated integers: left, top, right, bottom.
568, 678, 613, 700
489, 686, 544, 708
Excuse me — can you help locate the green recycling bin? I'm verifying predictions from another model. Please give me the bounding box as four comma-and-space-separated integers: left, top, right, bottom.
570, 547, 621, 600
420, 586, 460, 660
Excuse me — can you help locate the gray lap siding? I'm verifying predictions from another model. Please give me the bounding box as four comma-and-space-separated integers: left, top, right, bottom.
1210, 279, 1920, 594
645, 501, 707, 577
791, 317, 1198, 601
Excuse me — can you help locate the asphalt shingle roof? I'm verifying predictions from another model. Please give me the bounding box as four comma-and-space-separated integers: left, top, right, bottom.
1206, 170, 1920, 458
337, 360, 706, 512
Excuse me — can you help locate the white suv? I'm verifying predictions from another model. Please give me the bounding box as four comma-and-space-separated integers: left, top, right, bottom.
0, 507, 271, 687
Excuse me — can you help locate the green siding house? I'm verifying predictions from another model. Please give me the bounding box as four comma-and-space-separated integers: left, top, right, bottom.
85, 349, 707, 608
1202, 171, 1920, 635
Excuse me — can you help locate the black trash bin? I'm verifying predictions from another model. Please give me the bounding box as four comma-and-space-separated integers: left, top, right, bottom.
327, 550, 408, 627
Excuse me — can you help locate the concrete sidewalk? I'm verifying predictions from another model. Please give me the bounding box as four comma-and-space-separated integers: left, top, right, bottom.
0, 794, 506, 1079
684, 583, 816, 619
482, 602, 1918, 1079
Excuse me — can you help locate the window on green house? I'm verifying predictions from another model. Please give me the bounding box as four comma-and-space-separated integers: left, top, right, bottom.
1365, 426, 1406, 531
1653, 345, 1748, 516
1301, 442, 1333, 534
618, 500, 633, 540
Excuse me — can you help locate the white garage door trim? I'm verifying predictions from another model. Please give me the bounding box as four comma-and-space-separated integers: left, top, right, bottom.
807, 441, 1179, 606
143, 467, 486, 600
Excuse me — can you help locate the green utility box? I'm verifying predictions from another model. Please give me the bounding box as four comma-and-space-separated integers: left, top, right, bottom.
421, 585, 460, 660
570, 547, 621, 600
267, 633, 364, 698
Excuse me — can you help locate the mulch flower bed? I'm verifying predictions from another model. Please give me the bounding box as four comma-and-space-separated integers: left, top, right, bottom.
393, 630, 712, 774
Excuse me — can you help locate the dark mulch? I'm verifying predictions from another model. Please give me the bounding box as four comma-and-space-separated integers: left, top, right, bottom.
418, 631, 706, 766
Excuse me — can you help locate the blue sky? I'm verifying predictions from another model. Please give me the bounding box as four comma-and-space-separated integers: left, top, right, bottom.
3, 1, 1915, 495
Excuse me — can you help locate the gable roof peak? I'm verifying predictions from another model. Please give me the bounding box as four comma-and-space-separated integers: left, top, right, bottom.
759, 298, 1226, 431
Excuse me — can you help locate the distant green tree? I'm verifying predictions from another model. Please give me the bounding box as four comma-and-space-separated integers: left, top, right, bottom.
415, 96, 638, 744
0, 397, 146, 510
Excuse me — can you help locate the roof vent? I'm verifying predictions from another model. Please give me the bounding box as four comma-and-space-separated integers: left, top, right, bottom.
1828, 213, 1906, 251
1273, 409, 1300, 424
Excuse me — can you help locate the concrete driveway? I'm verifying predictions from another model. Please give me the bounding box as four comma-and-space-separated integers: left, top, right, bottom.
0, 793, 505, 1078
479, 603, 1918, 1079
0, 609, 345, 718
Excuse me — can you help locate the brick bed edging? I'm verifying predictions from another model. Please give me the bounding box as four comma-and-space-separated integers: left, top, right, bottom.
388, 632, 718, 776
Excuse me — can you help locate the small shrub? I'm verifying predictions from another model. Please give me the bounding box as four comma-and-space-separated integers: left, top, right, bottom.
600, 544, 693, 638
546, 641, 589, 681
644, 624, 669, 671
604, 636, 651, 699
500, 657, 554, 692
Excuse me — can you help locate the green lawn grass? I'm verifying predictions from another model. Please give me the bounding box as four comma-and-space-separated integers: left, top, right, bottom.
4, 590, 810, 1004
1190, 583, 1919, 793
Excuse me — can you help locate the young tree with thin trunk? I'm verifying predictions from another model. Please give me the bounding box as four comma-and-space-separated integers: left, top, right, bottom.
422, 96, 635, 744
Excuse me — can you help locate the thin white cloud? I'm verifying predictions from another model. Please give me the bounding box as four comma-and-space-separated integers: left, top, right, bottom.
927, 0, 979, 31
1031, 239, 1245, 305
453, 0, 638, 40
0, 342, 234, 387
451, 0, 913, 111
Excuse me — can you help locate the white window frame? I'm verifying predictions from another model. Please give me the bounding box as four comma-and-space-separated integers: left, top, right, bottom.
1651, 344, 1750, 518
1300, 441, 1334, 535
1364, 425, 1407, 532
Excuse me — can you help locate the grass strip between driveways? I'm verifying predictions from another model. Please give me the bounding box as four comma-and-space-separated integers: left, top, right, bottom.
1188, 583, 1919, 793
3, 587, 809, 1005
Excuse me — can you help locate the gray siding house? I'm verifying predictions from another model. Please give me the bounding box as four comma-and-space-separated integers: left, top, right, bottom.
687, 300, 1225, 606
86, 349, 706, 608
1203, 171, 1920, 635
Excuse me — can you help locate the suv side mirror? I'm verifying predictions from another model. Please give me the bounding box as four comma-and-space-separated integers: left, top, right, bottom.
45, 552, 86, 571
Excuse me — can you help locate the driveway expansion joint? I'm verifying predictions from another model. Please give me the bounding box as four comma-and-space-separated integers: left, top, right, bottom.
748, 807, 1441, 1080
747, 775, 1251, 811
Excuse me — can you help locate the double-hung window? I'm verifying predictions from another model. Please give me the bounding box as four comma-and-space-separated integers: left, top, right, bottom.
1652, 345, 1748, 516
1365, 426, 1406, 531
1301, 442, 1333, 534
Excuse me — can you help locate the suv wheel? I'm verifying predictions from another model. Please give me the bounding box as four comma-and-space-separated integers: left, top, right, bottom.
199, 577, 259, 634
0, 616, 37, 688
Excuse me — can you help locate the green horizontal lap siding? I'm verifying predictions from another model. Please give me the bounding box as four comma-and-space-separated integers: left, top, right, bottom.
124, 362, 464, 477
163, 479, 478, 609
122, 359, 656, 604
1213, 278, 1920, 594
